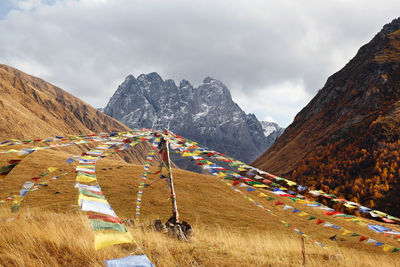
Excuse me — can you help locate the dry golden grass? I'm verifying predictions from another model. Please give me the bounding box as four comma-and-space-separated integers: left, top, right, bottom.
0, 147, 399, 266
0, 208, 399, 267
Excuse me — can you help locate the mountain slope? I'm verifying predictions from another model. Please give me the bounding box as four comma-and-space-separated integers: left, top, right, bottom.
0, 64, 129, 140
253, 18, 400, 216
103, 74, 268, 163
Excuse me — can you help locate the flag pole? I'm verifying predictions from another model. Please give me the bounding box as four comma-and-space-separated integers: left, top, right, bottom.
164, 135, 179, 224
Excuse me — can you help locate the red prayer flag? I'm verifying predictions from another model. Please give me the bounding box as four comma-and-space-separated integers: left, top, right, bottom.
86, 213, 122, 224
232, 180, 241, 186
382, 218, 395, 223
316, 219, 325, 225
324, 211, 342, 216
275, 201, 284, 206
359, 236, 368, 242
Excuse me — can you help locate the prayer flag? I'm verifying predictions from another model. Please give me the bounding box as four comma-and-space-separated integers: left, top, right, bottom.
105, 255, 154, 267
90, 219, 127, 232
47, 167, 58, 173
94, 231, 134, 250
81, 200, 117, 217
383, 244, 394, 252
342, 230, 351, 235
76, 175, 97, 183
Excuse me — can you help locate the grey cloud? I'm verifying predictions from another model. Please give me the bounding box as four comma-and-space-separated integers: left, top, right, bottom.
0, 0, 399, 127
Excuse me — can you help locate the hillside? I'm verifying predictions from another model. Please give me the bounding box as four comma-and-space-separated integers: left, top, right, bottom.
0, 144, 399, 266
253, 18, 400, 217
0, 64, 129, 140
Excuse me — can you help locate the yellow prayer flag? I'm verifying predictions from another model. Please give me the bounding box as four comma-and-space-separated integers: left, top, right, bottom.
344, 203, 356, 209
76, 165, 95, 169
357, 222, 367, 227
298, 212, 308, 217
94, 231, 134, 250
253, 184, 267, 188
373, 211, 387, 217
342, 229, 351, 235
78, 194, 108, 206
181, 152, 192, 157
48, 167, 58, 173
286, 180, 297, 186
383, 244, 394, 252
218, 172, 227, 178
258, 193, 268, 198
248, 198, 255, 202
82, 156, 99, 160
76, 175, 97, 183
237, 168, 247, 172
279, 187, 288, 191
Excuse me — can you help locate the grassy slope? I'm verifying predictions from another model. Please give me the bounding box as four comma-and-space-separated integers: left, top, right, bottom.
0, 145, 399, 266
0, 63, 129, 140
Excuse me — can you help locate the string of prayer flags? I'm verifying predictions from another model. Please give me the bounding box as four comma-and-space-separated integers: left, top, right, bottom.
166, 134, 327, 249
74, 138, 148, 250
166, 131, 400, 244
164, 130, 400, 254
171, 132, 400, 225
135, 135, 162, 223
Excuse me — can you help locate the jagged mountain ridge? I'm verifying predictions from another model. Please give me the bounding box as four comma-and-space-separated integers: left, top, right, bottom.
104, 74, 269, 163
253, 18, 400, 216
260, 121, 285, 149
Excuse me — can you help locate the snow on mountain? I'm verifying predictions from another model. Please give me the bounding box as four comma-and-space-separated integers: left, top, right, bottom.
260, 121, 285, 149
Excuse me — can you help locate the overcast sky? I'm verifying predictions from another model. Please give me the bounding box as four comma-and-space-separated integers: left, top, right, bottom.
0, 0, 399, 127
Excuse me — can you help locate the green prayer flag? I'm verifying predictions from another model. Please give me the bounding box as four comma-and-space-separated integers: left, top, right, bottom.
39, 172, 49, 177
247, 181, 262, 185
266, 196, 275, 201
307, 216, 316, 221
351, 233, 360, 237
289, 197, 297, 202
76, 171, 96, 178
386, 215, 399, 221
392, 248, 400, 253
90, 219, 127, 232
79, 188, 105, 199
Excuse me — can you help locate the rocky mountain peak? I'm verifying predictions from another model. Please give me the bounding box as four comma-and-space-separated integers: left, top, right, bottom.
179, 79, 192, 89
137, 72, 163, 82
380, 17, 400, 36
104, 73, 272, 163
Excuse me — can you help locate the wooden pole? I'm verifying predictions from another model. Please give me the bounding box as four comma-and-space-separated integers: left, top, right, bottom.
164, 137, 179, 224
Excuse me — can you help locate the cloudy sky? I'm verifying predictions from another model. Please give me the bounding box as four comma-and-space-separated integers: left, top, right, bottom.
0, 0, 399, 127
